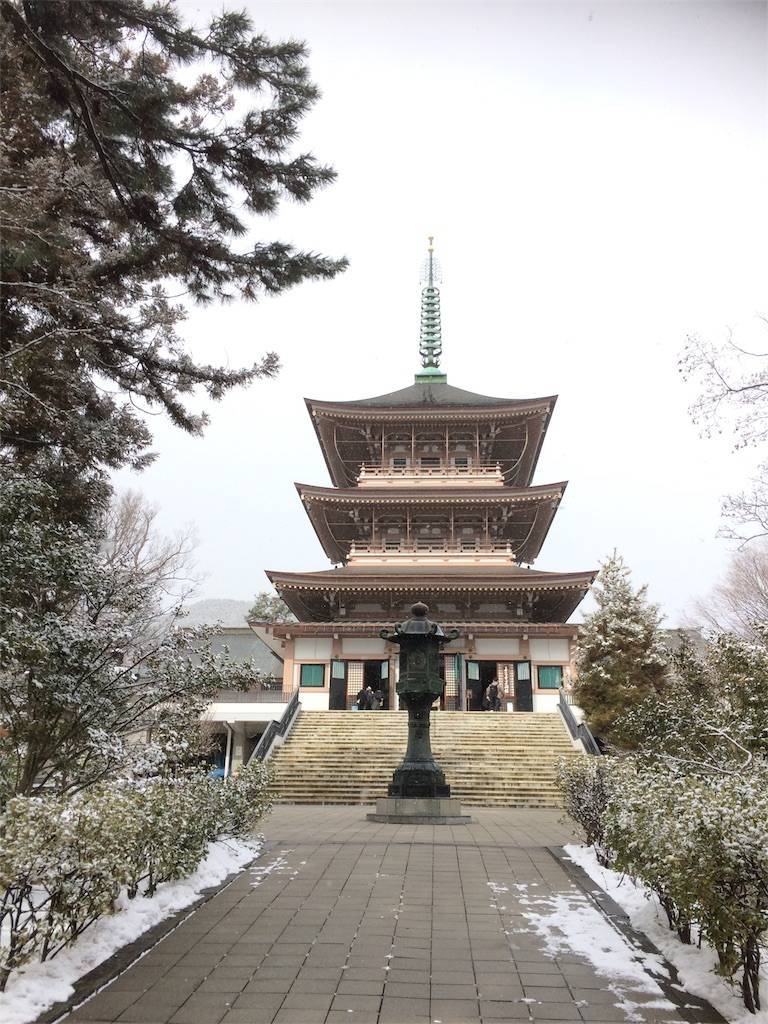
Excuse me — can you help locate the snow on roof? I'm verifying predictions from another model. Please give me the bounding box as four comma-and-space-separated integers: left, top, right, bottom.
179, 598, 252, 628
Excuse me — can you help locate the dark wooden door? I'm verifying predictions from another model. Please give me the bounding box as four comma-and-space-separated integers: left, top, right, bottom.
329, 661, 347, 710
466, 660, 483, 711
514, 661, 533, 712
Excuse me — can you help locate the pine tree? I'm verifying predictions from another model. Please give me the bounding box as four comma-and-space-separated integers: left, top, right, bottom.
0, 0, 345, 520
248, 590, 295, 624
573, 551, 669, 742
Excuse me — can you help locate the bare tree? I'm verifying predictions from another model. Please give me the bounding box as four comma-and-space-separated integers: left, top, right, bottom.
102, 490, 199, 602
691, 541, 768, 641
681, 317, 768, 543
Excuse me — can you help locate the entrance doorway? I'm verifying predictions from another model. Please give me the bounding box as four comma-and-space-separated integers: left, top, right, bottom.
363, 660, 389, 709
465, 660, 498, 711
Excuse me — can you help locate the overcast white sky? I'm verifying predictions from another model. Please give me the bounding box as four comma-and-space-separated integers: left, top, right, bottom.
115, 0, 768, 625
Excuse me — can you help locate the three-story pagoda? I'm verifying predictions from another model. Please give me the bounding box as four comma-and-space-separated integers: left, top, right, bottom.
254, 241, 595, 713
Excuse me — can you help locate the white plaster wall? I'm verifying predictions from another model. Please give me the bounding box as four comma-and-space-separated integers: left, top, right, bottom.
205, 702, 287, 722
474, 638, 521, 656
295, 638, 333, 660
341, 638, 387, 656
529, 638, 570, 661
299, 691, 330, 711
533, 692, 560, 713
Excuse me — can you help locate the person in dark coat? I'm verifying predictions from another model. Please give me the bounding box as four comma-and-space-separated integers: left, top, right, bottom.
487, 680, 502, 712
373, 687, 384, 710
355, 687, 368, 710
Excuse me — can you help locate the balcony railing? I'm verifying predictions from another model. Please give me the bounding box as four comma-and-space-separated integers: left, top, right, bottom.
348, 541, 515, 557
358, 462, 503, 483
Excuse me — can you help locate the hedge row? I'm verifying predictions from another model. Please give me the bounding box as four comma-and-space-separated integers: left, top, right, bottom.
557, 757, 768, 1013
0, 762, 272, 991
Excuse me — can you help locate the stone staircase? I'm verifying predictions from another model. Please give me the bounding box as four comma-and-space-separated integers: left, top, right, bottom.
269, 710, 579, 807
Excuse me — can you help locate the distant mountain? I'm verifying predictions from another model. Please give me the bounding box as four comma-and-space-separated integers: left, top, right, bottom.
179, 599, 252, 627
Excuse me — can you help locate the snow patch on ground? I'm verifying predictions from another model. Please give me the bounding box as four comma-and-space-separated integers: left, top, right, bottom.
565, 843, 768, 1024
0, 837, 260, 1024
515, 882, 674, 1022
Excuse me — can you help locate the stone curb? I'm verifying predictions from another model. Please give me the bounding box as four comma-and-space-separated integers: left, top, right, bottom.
33, 840, 279, 1024
547, 846, 727, 1024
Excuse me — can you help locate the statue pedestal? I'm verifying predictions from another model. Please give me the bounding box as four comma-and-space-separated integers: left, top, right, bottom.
367, 797, 471, 825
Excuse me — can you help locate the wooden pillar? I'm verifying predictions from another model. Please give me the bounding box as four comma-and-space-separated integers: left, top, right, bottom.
411, 424, 415, 465
445, 423, 449, 466
406, 506, 411, 547
450, 506, 455, 547
475, 423, 480, 463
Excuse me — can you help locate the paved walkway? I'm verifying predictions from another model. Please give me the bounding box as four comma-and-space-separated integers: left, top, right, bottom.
62, 807, 719, 1024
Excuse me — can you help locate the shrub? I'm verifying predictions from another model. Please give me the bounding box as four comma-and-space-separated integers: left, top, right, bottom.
555, 756, 614, 863
603, 761, 768, 1013
0, 765, 272, 990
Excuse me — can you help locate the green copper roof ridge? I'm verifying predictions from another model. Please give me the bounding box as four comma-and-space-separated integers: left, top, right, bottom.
418, 235, 445, 382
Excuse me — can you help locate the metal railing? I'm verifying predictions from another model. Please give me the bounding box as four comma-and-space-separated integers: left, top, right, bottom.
249, 690, 300, 762
557, 687, 601, 755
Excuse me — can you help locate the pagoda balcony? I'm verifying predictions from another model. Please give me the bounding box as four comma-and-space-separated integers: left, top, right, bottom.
346, 540, 518, 567
357, 461, 504, 488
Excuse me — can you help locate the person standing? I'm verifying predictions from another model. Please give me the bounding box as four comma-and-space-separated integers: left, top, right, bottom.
364, 685, 375, 710
355, 687, 367, 711
488, 679, 501, 712
373, 687, 384, 710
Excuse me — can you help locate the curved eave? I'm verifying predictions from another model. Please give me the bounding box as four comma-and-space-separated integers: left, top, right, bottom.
295, 481, 568, 504
266, 567, 595, 624
305, 394, 558, 418
305, 394, 558, 489
265, 568, 596, 590
295, 481, 567, 565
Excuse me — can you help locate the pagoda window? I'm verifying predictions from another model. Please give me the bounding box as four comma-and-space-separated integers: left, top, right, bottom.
420, 456, 441, 468
537, 665, 563, 690
392, 457, 408, 468
299, 664, 325, 687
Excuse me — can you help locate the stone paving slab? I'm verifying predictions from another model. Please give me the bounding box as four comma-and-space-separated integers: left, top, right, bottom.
59, 806, 723, 1024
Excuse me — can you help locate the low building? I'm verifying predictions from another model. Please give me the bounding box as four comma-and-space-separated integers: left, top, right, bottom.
180, 600, 287, 773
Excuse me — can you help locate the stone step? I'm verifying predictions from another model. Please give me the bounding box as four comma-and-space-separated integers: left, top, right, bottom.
268, 707, 577, 808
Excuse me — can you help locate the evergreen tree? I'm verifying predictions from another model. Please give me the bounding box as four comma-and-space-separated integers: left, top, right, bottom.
0, 0, 345, 519
573, 551, 669, 742
0, 472, 259, 802
249, 590, 295, 624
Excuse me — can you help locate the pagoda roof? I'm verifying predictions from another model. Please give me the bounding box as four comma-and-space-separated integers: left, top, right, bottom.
295, 481, 567, 565
263, 620, 581, 639
305, 381, 556, 489
266, 564, 595, 624
296, 481, 567, 504
305, 380, 558, 412
266, 564, 593, 585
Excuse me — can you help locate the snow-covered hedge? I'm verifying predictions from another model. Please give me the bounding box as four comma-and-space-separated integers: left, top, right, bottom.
555, 757, 614, 863
0, 762, 271, 991
606, 763, 768, 1014
557, 758, 768, 1013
